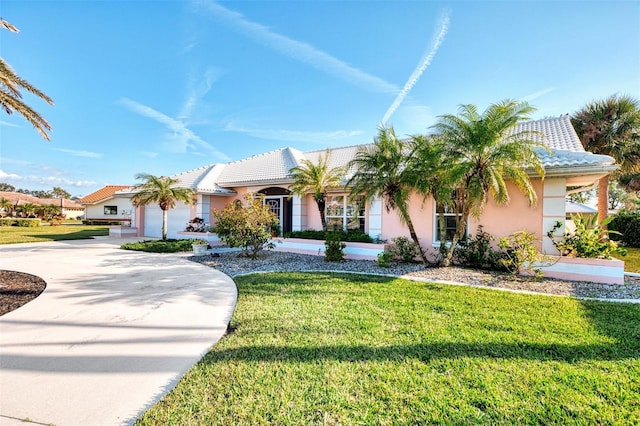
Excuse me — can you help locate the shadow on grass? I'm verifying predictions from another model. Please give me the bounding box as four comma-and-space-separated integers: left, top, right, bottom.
26, 229, 108, 241
580, 299, 640, 356
203, 337, 639, 364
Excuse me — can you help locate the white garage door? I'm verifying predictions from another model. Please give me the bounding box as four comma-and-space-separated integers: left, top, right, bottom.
143, 202, 192, 239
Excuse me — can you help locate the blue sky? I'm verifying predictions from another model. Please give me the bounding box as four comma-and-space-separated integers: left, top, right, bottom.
1, 0, 638, 197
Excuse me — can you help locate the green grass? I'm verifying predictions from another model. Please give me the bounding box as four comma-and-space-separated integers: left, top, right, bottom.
0, 224, 109, 244
121, 239, 204, 253
138, 272, 640, 425
619, 246, 640, 273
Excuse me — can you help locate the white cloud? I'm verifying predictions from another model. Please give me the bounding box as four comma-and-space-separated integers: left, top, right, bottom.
0, 169, 96, 188
119, 97, 230, 162
179, 66, 225, 120
520, 87, 556, 103
380, 9, 450, 125
194, 0, 399, 94
55, 148, 103, 158
0, 120, 20, 128
224, 122, 363, 144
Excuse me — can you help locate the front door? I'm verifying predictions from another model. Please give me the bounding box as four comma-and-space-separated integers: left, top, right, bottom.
265, 197, 282, 235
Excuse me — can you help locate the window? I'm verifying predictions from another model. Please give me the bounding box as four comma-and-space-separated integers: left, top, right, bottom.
433, 204, 466, 244
325, 195, 365, 232
104, 206, 118, 215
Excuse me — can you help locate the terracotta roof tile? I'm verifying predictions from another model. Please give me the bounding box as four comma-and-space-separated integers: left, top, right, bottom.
78, 185, 130, 204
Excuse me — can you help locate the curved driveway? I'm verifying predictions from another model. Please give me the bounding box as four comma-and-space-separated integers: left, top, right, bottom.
0, 237, 237, 426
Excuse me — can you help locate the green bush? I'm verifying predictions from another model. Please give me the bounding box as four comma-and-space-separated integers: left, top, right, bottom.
0, 218, 14, 227
386, 236, 421, 263
324, 231, 346, 262
377, 251, 393, 267
609, 210, 640, 247
498, 231, 554, 278
548, 215, 627, 259
16, 219, 40, 227
284, 229, 373, 243
212, 194, 278, 259
120, 239, 197, 253
453, 226, 504, 270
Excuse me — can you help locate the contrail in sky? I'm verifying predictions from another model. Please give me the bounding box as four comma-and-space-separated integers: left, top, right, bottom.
380, 10, 451, 126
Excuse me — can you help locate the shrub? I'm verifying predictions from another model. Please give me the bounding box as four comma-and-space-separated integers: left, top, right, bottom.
283, 229, 373, 243
324, 231, 346, 262
548, 215, 627, 259
453, 226, 503, 270
16, 219, 40, 227
377, 251, 393, 267
212, 194, 279, 259
609, 210, 640, 247
498, 231, 554, 278
388, 236, 421, 263
0, 218, 14, 227
120, 239, 196, 253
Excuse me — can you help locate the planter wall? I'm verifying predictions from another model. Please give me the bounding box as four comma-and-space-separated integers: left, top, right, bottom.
535, 256, 625, 285
177, 231, 224, 246
272, 238, 386, 261
109, 226, 139, 237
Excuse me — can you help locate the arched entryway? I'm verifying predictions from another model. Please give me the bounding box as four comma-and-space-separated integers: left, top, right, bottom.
257, 187, 292, 235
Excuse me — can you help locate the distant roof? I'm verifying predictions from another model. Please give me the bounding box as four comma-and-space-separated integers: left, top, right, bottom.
78, 185, 131, 204
566, 201, 598, 214
0, 191, 84, 209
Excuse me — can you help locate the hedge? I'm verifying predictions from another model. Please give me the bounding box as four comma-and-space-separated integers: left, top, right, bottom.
609, 211, 640, 247
16, 219, 41, 227
283, 229, 373, 243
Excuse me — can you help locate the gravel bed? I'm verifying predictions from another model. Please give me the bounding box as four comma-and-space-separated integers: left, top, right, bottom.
189, 250, 640, 301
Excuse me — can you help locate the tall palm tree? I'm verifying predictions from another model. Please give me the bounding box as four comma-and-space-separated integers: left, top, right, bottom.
406, 134, 462, 264
430, 100, 545, 266
571, 94, 640, 223
289, 150, 345, 232
1, 18, 54, 141
131, 174, 194, 240
347, 126, 428, 263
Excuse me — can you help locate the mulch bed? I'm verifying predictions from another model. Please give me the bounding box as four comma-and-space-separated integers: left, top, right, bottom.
0, 270, 47, 316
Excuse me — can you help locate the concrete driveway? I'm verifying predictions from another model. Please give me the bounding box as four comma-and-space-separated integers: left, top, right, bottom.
0, 237, 237, 426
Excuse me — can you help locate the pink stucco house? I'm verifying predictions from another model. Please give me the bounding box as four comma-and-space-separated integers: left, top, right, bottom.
114, 115, 623, 283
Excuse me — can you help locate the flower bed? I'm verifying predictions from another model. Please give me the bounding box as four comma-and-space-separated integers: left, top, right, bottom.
272, 237, 386, 261
536, 256, 625, 285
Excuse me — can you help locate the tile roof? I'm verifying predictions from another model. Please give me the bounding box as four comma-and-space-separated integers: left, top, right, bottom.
168, 115, 615, 192
217, 147, 304, 185
78, 185, 130, 204
0, 191, 84, 209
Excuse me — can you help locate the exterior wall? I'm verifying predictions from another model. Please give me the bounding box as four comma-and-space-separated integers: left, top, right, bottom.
84, 198, 134, 223
63, 208, 85, 220
469, 179, 545, 250
379, 193, 434, 248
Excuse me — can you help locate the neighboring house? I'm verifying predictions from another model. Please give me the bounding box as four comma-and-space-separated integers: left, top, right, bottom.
0, 191, 85, 219
119, 115, 616, 256
78, 185, 133, 224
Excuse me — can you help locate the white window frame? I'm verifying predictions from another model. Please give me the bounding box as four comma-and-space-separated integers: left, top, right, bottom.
432, 204, 468, 247
325, 194, 366, 232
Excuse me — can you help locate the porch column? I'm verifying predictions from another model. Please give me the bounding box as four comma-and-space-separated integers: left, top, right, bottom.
542, 178, 566, 255
367, 197, 383, 240
291, 194, 306, 231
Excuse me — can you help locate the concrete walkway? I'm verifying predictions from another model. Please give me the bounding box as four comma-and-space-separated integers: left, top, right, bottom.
0, 238, 237, 426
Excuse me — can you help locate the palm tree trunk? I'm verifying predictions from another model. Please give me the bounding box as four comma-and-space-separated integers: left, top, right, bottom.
317, 198, 328, 232
598, 175, 609, 228
398, 203, 428, 264
162, 208, 168, 240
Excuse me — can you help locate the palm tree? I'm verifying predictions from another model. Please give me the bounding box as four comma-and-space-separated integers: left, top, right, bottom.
0, 197, 13, 217
1, 18, 54, 141
289, 150, 345, 232
131, 174, 194, 240
406, 134, 462, 264
571, 94, 640, 223
347, 126, 429, 263
17, 202, 37, 218
430, 100, 545, 266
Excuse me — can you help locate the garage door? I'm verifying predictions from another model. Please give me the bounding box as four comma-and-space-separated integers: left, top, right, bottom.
143, 202, 191, 239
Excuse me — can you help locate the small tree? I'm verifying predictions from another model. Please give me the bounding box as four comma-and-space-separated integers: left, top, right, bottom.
212, 194, 279, 259
131, 174, 194, 240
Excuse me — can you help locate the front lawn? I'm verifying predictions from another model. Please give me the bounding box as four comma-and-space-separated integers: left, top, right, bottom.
620, 246, 640, 273
0, 224, 109, 244
138, 272, 640, 425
